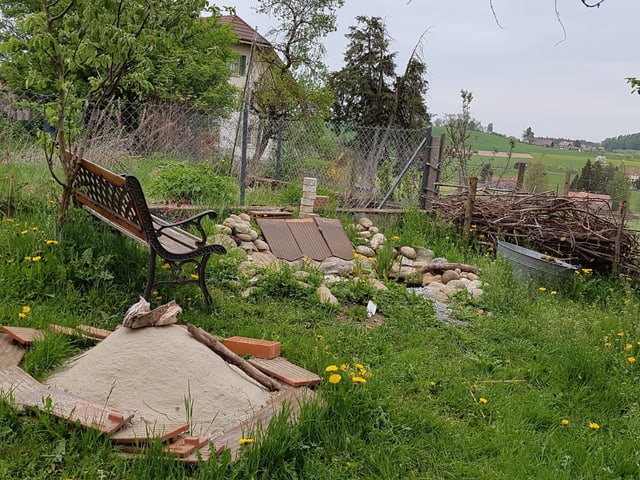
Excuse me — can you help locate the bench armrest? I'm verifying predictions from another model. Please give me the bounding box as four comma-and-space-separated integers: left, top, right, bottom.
157, 210, 217, 246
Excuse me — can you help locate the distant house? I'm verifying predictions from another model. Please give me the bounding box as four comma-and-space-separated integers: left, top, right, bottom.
217, 15, 274, 95
531, 138, 555, 148
567, 191, 611, 214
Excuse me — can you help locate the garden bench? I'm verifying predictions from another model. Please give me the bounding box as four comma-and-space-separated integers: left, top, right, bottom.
69, 152, 226, 304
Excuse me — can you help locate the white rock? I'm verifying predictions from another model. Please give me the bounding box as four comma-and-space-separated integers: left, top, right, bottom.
358, 217, 373, 229
318, 257, 354, 275
235, 233, 253, 242
234, 222, 251, 235
317, 285, 339, 305
238, 213, 251, 222
399, 246, 417, 259
249, 229, 258, 241
253, 239, 270, 251
355, 245, 376, 257
369, 226, 379, 234
441, 270, 460, 284
368, 278, 389, 290
240, 241, 257, 251
359, 230, 372, 239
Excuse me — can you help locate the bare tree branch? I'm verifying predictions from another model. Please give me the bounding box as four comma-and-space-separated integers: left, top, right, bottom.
489, 0, 505, 29
582, 0, 605, 7
554, 0, 568, 46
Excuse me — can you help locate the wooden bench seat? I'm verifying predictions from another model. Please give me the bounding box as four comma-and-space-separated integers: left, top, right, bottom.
70, 153, 226, 304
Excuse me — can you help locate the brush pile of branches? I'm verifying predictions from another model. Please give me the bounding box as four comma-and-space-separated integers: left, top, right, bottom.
430, 192, 640, 277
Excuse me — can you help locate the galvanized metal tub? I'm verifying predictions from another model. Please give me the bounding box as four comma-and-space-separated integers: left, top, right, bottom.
497, 240, 578, 283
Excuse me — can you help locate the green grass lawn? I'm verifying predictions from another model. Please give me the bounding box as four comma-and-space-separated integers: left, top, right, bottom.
3, 161, 640, 479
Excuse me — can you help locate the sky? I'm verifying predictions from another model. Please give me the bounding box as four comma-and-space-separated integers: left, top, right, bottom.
226, 1, 638, 143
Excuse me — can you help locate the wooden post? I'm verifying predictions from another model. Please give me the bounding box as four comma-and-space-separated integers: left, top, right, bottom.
563, 171, 571, 196
612, 201, 626, 276
515, 162, 527, 191
463, 177, 478, 235
419, 133, 445, 209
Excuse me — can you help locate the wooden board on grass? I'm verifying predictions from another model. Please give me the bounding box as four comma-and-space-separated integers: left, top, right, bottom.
76, 325, 112, 340
1, 326, 43, 345
111, 422, 189, 444
249, 357, 321, 387
0, 365, 134, 433
0, 334, 25, 368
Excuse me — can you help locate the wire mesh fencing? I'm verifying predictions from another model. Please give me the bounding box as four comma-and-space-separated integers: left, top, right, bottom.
0, 89, 442, 208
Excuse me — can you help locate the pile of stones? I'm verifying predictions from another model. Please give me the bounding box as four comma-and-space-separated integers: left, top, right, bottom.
213, 214, 483, 305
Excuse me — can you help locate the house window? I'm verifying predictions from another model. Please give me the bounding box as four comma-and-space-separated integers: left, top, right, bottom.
238, 55, 247, 76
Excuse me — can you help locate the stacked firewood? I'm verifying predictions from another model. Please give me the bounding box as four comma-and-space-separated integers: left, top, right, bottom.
430, 192, 640, 277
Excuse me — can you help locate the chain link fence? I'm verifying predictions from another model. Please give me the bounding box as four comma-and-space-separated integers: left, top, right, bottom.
1, 89, 443, 208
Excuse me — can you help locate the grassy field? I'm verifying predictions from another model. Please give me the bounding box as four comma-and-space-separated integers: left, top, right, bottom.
2, 161, 640, 478
429, 126, 640, 212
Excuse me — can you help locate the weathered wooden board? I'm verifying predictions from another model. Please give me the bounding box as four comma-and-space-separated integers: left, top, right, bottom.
1, 326, 43, 345
164, 436, 209, 458
111, 422, 189, 444
249, 357, 321, 387
76, 325, 112, 340
0, 366, 134, 433
0, 334, 25, 368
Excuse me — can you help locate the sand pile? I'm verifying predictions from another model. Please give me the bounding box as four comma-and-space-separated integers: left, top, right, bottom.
45, 325, 275, 437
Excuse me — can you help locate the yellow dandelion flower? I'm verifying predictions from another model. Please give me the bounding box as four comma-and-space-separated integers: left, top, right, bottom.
7, 258, 14, 264
325, 365, 338, 372
625, 344, 633, 351
45, 240, 59, 245
24, 256, 31, 261
162, 263, 171, 269
354, 363, 364, 370
617, 332, 625, 337
391, 235, 399, 241
588, 422, 600, 430
429, 381, 437, 388
20, 230, 28, 235
239, 438, 254, 445
479, 397, 488, 404
22, 306, 31, 313
628, 357, 636, 364
190, 274, 199, 280
32, 256, 41, 262
550, 291, 557, 295
339, 364, 348, 371
538, 287, 547, 292
582, 268, 592, 274
561, 419, 569, 426
352, 376, 366, 384
18, 313, 25, 319
604, 342, 612, 347
31, 227, 38, 231
328, 374, 341, 384
316, 335, 323, 340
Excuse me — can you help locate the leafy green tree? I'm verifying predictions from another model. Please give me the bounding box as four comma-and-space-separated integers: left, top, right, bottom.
0, 0, 217, 219
445, 90, 475, 186
329, 16, 398, 127
523, 161, 548, 193
522, 127, 535, 143
606, 169, 630, 211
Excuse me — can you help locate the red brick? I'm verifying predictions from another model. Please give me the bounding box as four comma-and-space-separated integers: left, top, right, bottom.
223, 336, 281, 359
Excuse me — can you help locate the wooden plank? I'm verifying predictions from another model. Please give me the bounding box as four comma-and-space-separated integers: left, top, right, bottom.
48, 324, 77, 336
256, 218, 303, 262
210, 387, 316, 460
75, 325, 112, 341
0, 334, 25, 368
164, 436, 209, 458
111, 422, 189, 444
314, 217, 354, 260
0, 366, 134, 433
1, 326, 43, 346
249, 357, 321, 387
286, 218, 332, 261
180, 442, 225, 464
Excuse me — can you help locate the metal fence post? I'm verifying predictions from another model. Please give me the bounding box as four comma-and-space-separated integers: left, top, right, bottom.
275, 115, 283, 180
240, 103, 248, 206
418, 128, 433, 209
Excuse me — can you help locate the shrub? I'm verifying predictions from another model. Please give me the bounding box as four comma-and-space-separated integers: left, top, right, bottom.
149, 161, 238, 207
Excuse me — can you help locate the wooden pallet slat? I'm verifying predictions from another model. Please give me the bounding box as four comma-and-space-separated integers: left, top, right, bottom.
1, 326, 43, 346
111, 422, 189, 444
249, 357, 321, 387
0, 366, 134, 433
0, 334, 25, 368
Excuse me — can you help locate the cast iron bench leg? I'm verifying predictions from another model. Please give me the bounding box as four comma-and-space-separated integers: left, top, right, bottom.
144, 249, 157, 301
198, 253, 212, 305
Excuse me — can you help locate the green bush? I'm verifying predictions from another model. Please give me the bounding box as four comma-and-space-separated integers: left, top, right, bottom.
149, 161, 238, 207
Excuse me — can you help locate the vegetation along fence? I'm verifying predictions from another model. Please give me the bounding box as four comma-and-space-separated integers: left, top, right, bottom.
0, 89, 444, 209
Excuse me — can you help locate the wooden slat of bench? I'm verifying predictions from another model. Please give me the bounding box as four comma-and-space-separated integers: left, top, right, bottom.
151, 217, 202, 255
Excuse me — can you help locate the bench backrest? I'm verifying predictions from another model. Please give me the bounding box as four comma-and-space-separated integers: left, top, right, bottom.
71, 155, 151, 245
